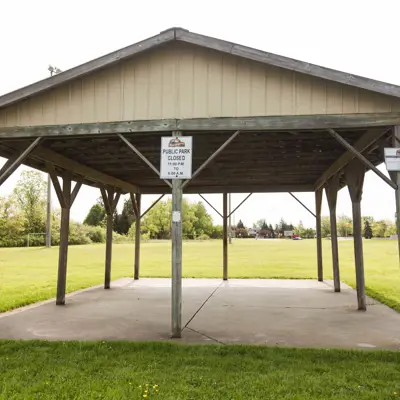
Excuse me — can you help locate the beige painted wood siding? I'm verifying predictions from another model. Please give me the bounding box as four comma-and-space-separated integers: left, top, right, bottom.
1, 42, 400, 127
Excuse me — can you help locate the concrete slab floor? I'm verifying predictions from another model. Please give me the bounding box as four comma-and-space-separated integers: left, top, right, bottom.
1, 278, 400, 350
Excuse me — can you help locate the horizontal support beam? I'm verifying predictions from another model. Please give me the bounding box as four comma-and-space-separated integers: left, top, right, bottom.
140, 184, 314, 194
1, 113, 400, 138
15, 145, 139, 194
315, 127, 390, 190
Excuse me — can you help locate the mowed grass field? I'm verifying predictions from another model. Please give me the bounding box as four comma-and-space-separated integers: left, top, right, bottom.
2, 341, 400, 400
0, 238, 400, 312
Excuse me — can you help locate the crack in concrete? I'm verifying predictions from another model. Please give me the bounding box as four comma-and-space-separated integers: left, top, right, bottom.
184, 283, 222, 328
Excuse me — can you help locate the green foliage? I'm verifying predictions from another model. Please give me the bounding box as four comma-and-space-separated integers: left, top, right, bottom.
0, 196, 26, 247
321, 216, 331, 237
210, 225, 223, 239
237, 219, 245, 229
13, 170, 47, 234
197, 233, 210, 240
142, 200, 171, 239
337, 215, 353, 237
114, 198, 135, 234
84, 201, 106, 227
86, 225, 106, 243
364, 218, 373, 239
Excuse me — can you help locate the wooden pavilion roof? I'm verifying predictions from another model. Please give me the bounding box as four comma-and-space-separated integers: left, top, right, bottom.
0, 27, 398, 194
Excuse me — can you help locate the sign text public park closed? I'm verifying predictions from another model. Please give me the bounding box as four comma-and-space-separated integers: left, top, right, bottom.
160, 136, 193, 179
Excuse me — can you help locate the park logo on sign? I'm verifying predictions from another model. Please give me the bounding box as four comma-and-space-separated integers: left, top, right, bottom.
160, 136, 193, 179
169, 138, 185, 148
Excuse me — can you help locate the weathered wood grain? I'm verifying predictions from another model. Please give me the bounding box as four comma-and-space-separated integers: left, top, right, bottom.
325, 175, 341, 292
345, 159, 366, 311
315, 188, 323, 281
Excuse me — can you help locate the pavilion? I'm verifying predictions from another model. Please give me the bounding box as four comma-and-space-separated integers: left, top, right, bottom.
0, 27, 399, 338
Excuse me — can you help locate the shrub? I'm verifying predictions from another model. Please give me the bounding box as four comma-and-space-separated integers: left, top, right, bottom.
86, 225, 106, 243
197, 234, 210, 241
68, 222, 92, 245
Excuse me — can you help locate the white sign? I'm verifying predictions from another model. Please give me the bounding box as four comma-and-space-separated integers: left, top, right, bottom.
160, 136, 193, 179
284, 231, 293, 237
384, 148, 400, 172
172, 211, 181, 223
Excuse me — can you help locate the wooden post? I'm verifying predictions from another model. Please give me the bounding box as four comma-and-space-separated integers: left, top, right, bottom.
134, 193, 141, 280
101, 187, 120, 289
46, 174, 52, 248
315, 188, 323, 281
48, 167, 82, 305
345, 159, 366, 311
325, 176, 340, 292
391, 126, 400, 264
56, 174, 72, 305
223, 192, 228, 280
171, 179, 183, 338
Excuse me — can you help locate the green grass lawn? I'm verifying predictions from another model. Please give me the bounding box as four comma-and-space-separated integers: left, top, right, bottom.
1, 341, 400, 399
1, 238, 400, 312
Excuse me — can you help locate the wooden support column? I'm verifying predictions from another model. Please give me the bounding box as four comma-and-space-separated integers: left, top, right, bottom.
223, 192, 228, 280
100, 187, 121, 289
315, 188, 323, 282
47, 167, 82, 305
134, 193, 141, 280
345, 159, 366, 311
390, 126, 400, 264
325, 176, 340, 292
171, 179, 183, 338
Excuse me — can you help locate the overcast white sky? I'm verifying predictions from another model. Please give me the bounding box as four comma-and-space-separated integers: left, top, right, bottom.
1, 0, 399, 228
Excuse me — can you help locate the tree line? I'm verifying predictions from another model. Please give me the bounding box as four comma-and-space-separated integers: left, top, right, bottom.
85, 197, 222, 240
0, 170, 397, 247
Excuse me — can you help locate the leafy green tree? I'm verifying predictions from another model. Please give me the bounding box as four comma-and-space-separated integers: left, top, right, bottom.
237, 219, 245, 229
13, 170, 46, 234
337, 215, 352, 237
364, 219, 373, 239
114, 198, 135, 234
321, 216, 331, 237
84, 199, 106, 227
0, 196, 25, 247
142, 200, 172, 239
193, 202, 213, 237
372, 220, 387, 237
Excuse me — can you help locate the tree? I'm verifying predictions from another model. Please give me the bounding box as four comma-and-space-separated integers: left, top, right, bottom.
237, 219, 245, 229
13, 170, 47, 234
321, 216, 331, 237
337, 215, 352, 237
193, 202, 213, 238
84, 199, 105, 227
114, 198, 135, 234
364, 219, 373, 239
0, 196, 25, 247
372, 220, 388, 238
142, 200, 171, 239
